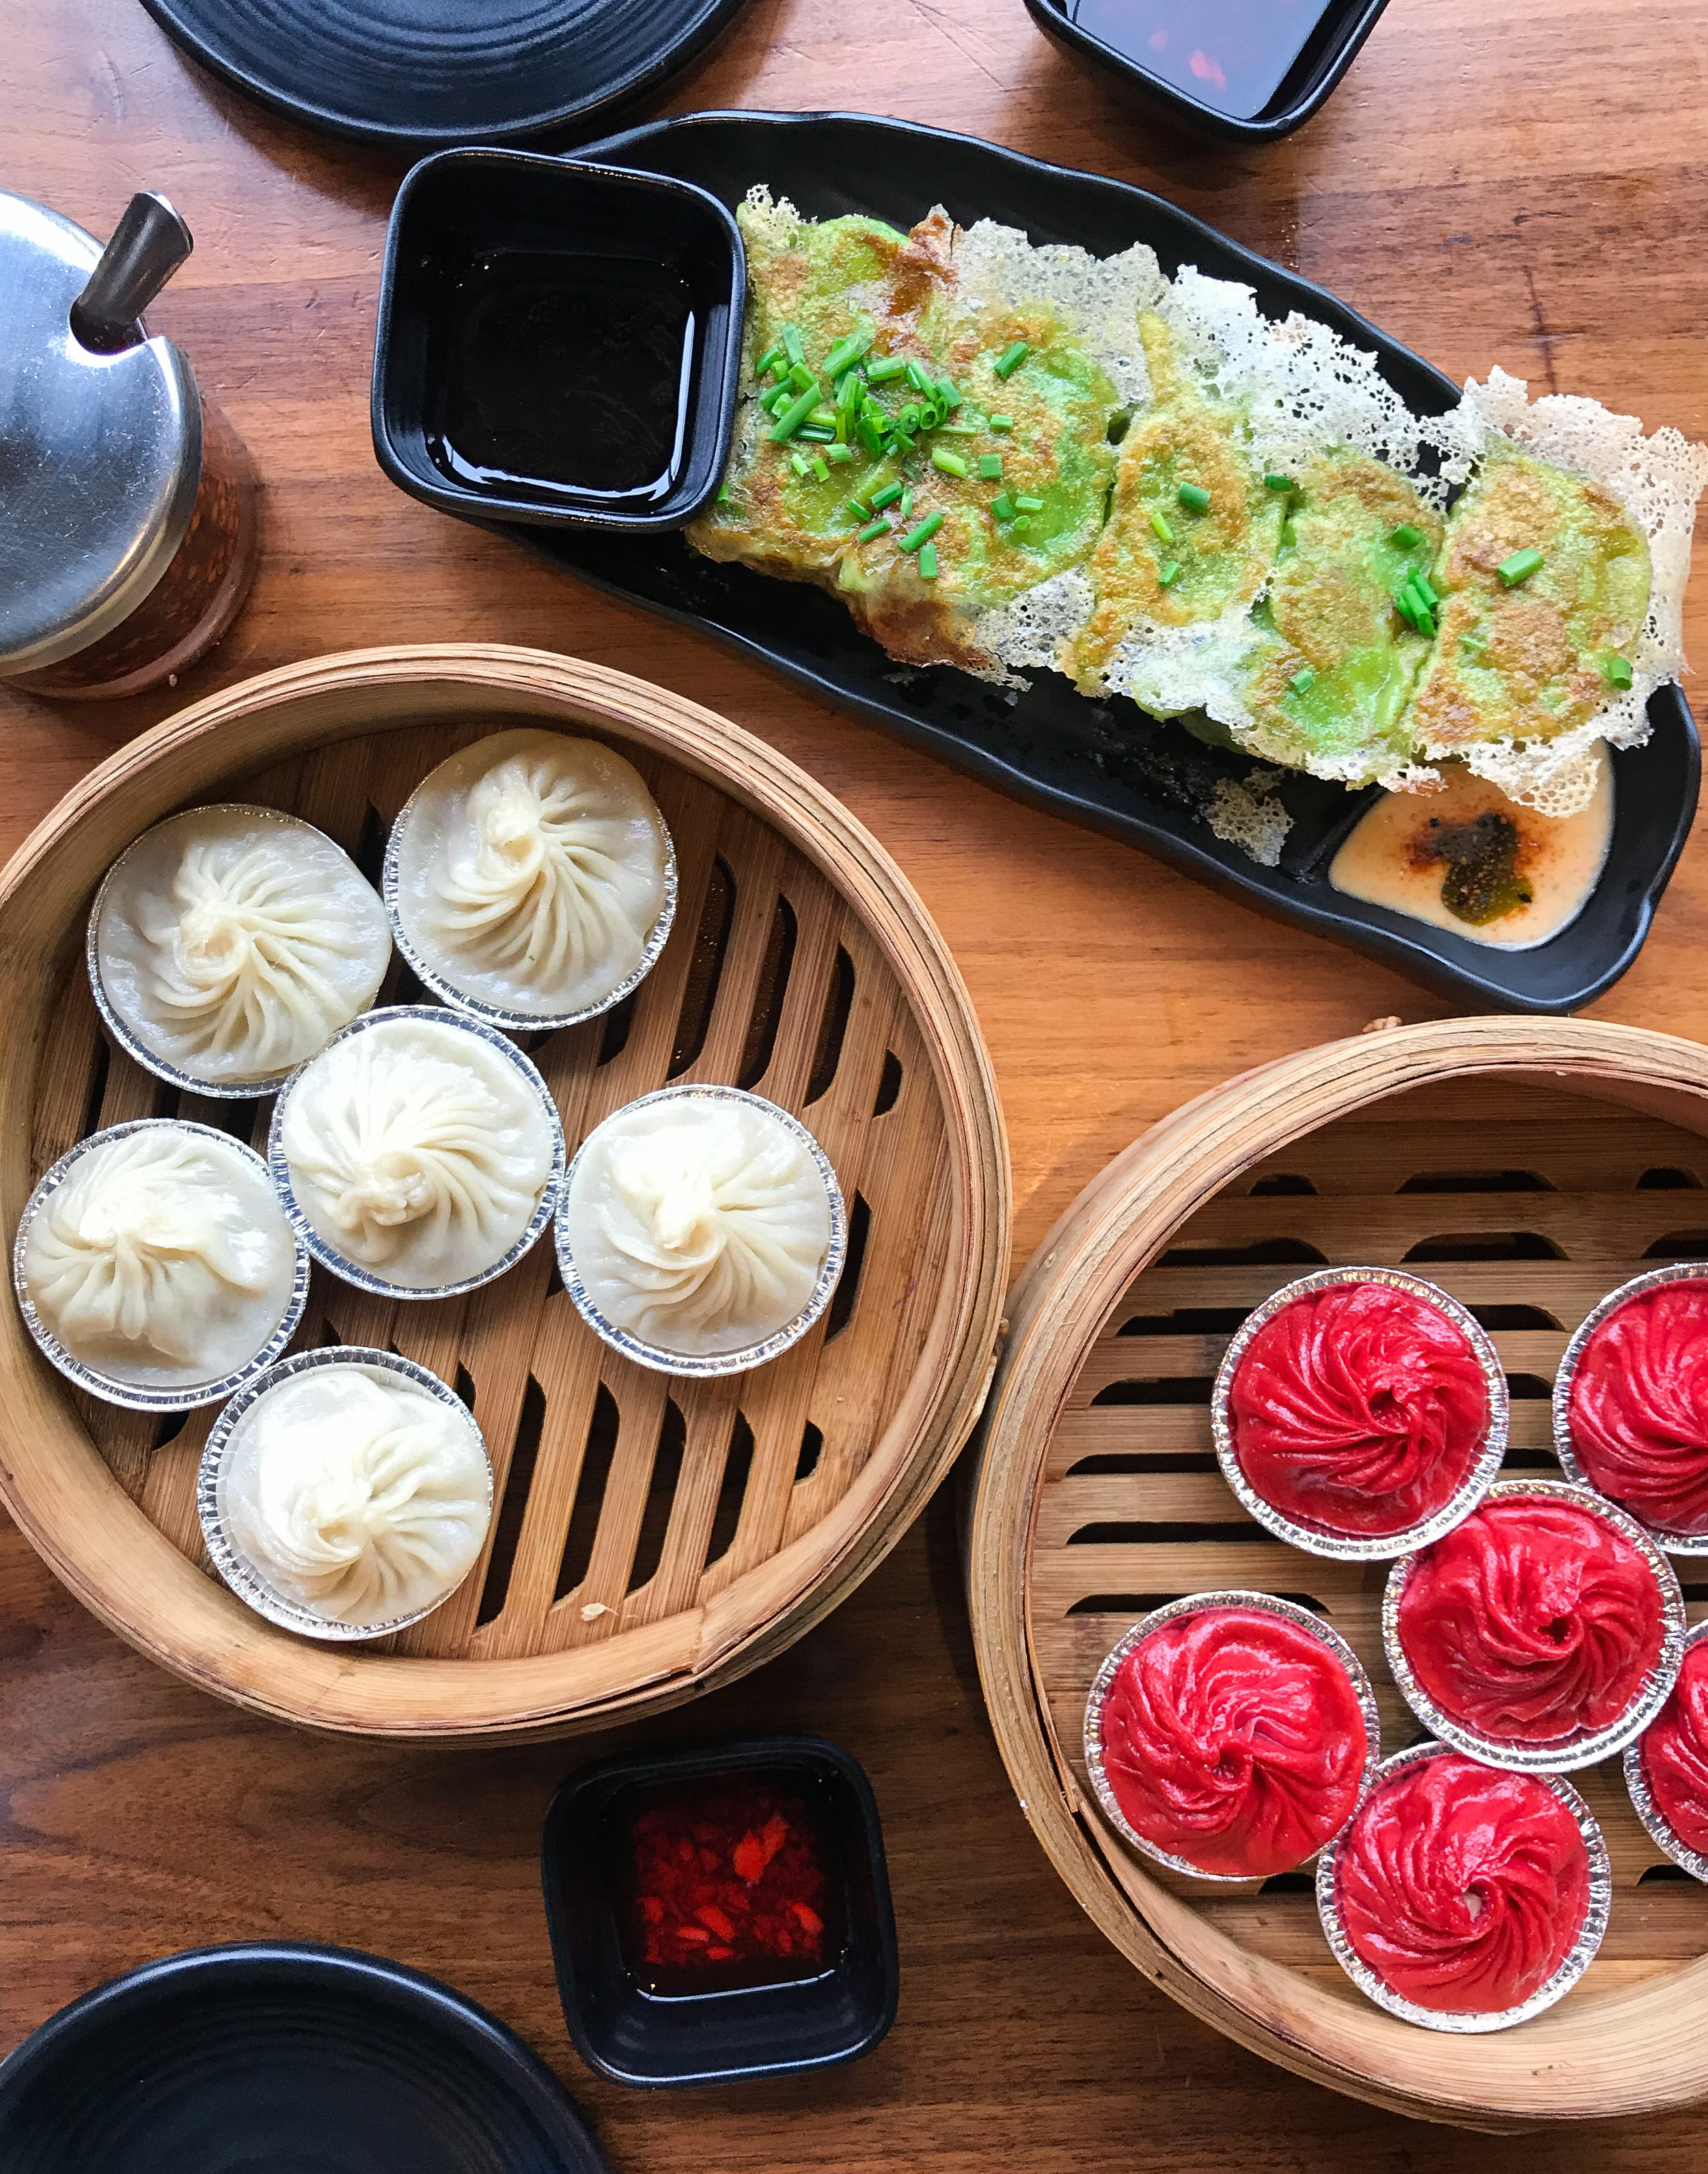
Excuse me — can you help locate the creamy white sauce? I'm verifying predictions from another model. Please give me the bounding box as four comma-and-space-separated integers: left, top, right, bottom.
1329, 754, 1614, 949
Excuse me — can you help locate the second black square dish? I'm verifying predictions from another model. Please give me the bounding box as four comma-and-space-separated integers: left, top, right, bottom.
374, 148, 744, 534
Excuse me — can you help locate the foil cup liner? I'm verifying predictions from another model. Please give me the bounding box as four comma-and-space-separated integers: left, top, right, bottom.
1210, 1267, 1509, 1563
268, 1004, 566, 1301
1316, 1739, 1612, 2033
1623, 1615, 1708, 1884
87, 803, 389, 1101
197, 1344, 493, 1642
12, 1118, 310, 1414
1553, 1261, 1708, 1557
1383, 1478, 1688, 1772
555, 1085, 847, 1380
382, 763, 678, 1035
1082, 1589, 1381, 1884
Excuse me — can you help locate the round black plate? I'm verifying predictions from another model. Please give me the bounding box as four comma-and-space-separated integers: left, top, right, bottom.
137, 0, 754, 147
0, 1943, 607, 2173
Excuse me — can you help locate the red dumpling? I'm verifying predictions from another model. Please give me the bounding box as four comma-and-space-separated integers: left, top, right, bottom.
1227, 1280, 1489, 1539
1641, 1637, 1708, 1860
1094, 1604, 1368, 1879
1333, 1750, 1593, 2014
1394, 1494, 1667, 1748
1568, 1282, 1708, 1537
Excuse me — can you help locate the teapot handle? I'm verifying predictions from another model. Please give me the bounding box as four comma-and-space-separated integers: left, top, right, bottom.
70, 191, 194, 353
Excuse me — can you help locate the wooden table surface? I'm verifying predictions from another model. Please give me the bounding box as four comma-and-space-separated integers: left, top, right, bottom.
5, 0, 1707, 2162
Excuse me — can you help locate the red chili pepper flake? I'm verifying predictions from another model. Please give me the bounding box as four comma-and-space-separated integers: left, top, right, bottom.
624, 1776, 833, 1986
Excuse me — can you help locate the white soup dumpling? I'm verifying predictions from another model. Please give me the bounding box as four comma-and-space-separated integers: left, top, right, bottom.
389, 728, 671, 1021
94, 805, 392, 1088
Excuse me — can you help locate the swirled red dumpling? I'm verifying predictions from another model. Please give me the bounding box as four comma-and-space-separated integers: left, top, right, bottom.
1568, 1282, 1708, 1536
1227, 1281, 1489, 1538
1641, 1638, 1708, 1858
1394, 1495, 1666, 1747
1334, 1751, 1592, 2013
1095, 1605, 1368, 1878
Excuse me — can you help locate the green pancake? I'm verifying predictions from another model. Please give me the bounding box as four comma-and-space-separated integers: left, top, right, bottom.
835, 298, 1119, 671
1066, 313, 1285, 694
1405, 446, 1651, 754
1223, 451, 1444, 783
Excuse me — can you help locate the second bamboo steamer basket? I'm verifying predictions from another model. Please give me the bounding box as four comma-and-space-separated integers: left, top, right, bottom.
0, 644, 1008, 1742
967, 1017, 1708, 2127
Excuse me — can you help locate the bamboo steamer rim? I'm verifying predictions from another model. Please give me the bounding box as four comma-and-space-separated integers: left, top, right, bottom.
966, 1015, 1708, 2128
0, 644, 1010, 1742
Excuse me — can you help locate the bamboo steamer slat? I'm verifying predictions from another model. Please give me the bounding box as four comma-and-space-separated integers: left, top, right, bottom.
967, 1017, 1708, 2128
0, 645, 1008, 1742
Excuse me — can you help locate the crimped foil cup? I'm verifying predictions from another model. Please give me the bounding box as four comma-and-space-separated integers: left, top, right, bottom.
1553, 1261, 1708, 1556
87, 803, 389, 1100
197, 1345, 493, 1642
1082, 1589, 1381, 1884
268, 1004, 566, 1301
1623, 1616, 1708, 1884
555, 1084, 847, 1379
1315, 1739, 1611, 2033
382, 769, 678, 1034
12, 1118, 310, 1413
1383, 1477, 1688, 1772
1211, 1267, 1509, 1563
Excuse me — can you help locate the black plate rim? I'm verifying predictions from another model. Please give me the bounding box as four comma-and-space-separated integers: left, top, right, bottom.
1020, 0, 1394, 143
0, 1939, 609, 2168
530, 107, 1698, 1017
135, 0, 754, 148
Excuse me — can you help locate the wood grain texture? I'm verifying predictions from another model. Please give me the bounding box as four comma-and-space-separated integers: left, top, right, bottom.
2, 0, 1707, 2159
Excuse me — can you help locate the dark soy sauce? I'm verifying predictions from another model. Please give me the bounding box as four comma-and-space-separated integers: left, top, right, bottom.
1069, 0, 1328, 119
428, 249, 695, 505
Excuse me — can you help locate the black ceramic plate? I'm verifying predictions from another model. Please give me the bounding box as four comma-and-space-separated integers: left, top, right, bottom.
136, 0, 753, 147
0, 1943, 607, 2173
516, 111, 1698, 1015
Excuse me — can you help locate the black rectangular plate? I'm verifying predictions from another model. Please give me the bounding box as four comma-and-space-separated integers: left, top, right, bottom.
516, 110, 1698, 1015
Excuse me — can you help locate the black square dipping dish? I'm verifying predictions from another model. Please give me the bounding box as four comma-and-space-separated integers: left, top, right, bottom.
374, 148, 744, 534
542, 1733, 898, 2088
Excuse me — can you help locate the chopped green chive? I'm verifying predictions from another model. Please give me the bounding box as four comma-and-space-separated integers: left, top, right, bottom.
932, 448, 970, 478
790, 452, 810, 478
991, 492, 1016, 523
1015, 493, 1045, 514
754, 343, 784, 379
1289, 667, 1317, 695
857, 517, 891, 543
918, 540, 939, 580
827, 444, 854, 465
1409, 570, 1440, 608
1177, 482, 1211, 513
781, 324, 804, 368
900, 359, 928, 394
822, 330, 874, 380
787, 361, 816, 396
989, 414, 1013, 432
811, 454, 830, 482
1013, 515, 1032, 535
898, 511, 943, 553
1390, 523, 1423, 549
847, 497, 870, 520
797, 424, 837, 443
770, 385, 821, 441
1394, 590, 1424, 633
1263, 472, 1293, 492
866, 355, 906, 384
760, 382, 790, 415
937, 377, 963, 411
993, 340, 1030, 380
1458, 627, 1487, 659
1149, 509, 1174, 544
1498, 547, 1545, 586
1605, 652, 1634, 689
870, 480, 904, 512
1157, 560, 1181, 587
898, 487, 913, 521
918, 400, 945, 432
716, 482, 732, 507
896, 404, 922, 437
836, 368, 866, 412
978, 453, 1004, 480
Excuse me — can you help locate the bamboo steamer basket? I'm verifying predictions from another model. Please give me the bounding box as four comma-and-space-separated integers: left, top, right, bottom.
967, 1017, 1708, 2127
0, 644, 1008, 1742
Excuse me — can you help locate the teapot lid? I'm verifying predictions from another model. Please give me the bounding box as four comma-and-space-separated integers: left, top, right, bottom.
0, 193, 202, 676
